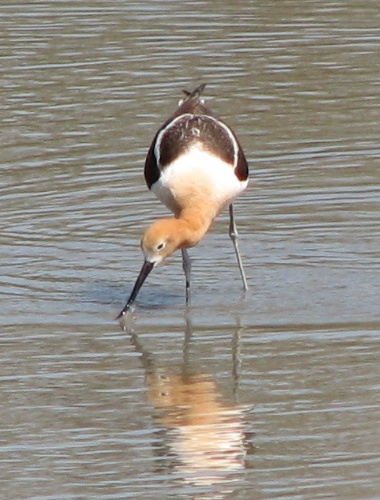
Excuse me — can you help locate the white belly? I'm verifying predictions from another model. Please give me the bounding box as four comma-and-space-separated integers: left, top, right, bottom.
151, 144, 248, 215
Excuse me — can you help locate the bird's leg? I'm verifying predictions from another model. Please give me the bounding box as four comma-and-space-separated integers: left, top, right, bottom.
228, 204, 248, 291
181, 248, 192, 303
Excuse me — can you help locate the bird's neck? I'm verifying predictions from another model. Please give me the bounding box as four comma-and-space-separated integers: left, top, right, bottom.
176, 204, 217, 248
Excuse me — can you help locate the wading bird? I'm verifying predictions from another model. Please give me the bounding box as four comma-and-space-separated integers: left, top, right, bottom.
118, 84, 249, 318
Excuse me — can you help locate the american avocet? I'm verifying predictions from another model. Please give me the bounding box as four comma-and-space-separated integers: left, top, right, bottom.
118, 83, 248, 318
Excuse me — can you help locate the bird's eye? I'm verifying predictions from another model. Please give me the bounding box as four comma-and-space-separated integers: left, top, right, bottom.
156, 242, 165, 251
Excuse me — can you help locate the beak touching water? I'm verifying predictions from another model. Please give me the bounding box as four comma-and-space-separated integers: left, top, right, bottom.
117, 260, 155, 318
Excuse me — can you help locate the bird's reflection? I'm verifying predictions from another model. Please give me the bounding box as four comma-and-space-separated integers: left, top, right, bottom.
147, 370, 247, 486
129, 316, 253, 489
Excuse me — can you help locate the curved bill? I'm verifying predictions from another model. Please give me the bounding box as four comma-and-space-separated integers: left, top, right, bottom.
117, 260, 154, 318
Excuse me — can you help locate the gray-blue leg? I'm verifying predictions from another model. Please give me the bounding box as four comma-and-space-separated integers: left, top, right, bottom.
229, 204, 248, 290
181, 248, 191, 303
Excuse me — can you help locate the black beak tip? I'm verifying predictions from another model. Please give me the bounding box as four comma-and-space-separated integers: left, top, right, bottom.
116, 302, 133, 320
116, 259, 155, 322
116, 310, 125, 320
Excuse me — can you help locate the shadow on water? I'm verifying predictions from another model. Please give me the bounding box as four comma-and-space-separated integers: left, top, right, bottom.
127, 313, 254, 496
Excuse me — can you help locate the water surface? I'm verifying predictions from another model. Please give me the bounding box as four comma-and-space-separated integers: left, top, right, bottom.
1, 1, 379, 499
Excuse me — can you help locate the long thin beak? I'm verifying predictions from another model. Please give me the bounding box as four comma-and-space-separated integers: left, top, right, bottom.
117, 260, 154, 318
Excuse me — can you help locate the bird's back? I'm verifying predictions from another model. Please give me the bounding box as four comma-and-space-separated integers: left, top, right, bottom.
144, 84, 248, 192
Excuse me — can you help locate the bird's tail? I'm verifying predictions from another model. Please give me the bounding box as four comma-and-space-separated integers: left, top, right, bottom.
176, 83, 210, 115
182, 83, 206, 100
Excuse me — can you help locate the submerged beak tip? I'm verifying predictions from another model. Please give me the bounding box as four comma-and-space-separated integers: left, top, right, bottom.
116, 259, 155, 321
116, 310, 125, 320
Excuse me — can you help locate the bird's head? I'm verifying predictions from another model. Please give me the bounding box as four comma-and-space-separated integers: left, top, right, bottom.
141, 218, 184, 265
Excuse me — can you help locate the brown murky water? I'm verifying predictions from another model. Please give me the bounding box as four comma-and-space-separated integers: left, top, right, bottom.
1, 1, 379, 499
